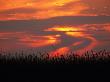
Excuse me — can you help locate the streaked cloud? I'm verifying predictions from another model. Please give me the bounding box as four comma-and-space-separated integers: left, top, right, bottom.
2, 0, 110, 20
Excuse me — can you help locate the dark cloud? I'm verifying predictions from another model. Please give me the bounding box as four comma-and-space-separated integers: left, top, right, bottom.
0, 16, 110, 27
0, 16, 110, 34
0, 7, 37, 15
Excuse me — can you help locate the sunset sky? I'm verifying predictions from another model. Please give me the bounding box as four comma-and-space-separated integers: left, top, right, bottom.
0, 0, 110, 20
0, 0, 110, 56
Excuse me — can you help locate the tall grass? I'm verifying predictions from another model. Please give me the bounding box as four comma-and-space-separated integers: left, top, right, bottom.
0, 50, 110, 64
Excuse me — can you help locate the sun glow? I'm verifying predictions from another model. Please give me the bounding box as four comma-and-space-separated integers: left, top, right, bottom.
45, 26, 85, 37
66, 32, 84, 37
45, 26, 83, 31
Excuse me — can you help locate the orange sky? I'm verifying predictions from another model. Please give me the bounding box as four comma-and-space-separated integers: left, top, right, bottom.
0, 0, 110, 20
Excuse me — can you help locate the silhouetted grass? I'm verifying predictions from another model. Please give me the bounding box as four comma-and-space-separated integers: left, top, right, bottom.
1, 50, 110, 82
0, 50, 110, 64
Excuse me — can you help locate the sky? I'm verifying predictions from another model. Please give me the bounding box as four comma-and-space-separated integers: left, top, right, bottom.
0, 0, 110, 57
0, 0, 110, 20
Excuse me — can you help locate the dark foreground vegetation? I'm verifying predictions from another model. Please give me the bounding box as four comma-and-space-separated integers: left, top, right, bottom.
0, 50, 110, 82
0, 50, 110, 64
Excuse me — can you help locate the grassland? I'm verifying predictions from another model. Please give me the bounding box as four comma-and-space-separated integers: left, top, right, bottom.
0, 50, 110, 82
0, 50, 110, 64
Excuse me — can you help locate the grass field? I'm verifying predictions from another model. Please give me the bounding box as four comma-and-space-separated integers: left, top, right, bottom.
0, 50, 110, 64
0, 50, 110, 82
